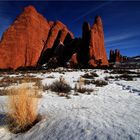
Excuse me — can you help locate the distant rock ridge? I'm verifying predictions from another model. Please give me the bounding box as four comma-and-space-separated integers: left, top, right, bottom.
109, 49, 128, 63
0, 5, 108, 70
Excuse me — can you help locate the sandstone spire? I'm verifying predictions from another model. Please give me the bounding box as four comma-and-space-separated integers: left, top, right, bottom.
89, 16, 108, 67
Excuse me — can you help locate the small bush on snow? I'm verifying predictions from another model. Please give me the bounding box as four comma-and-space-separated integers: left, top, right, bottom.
50, 77, 71, 93
82, 73, 93, 79
81, 72, 98, 79
90, 72, 99, 77
74, 83, 94, 94
42, 84, 50, 91
93, 79, 108, 87
116, 74, 133, 81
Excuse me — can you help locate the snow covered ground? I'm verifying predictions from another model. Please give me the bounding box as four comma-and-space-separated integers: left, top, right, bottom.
0, 69, 139, 140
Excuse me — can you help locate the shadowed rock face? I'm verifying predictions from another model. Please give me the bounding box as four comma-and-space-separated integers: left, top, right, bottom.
0, 6, 108, 70
109, 50, 115, 62
70, 16, 109, 68
77, 22, 90, 67
38, 21, 74, 65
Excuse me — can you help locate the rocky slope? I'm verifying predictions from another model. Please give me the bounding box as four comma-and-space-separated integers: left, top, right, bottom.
0, 5, 108, 70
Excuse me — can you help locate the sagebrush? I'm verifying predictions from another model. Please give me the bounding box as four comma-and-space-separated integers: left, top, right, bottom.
50, 77, 71, 93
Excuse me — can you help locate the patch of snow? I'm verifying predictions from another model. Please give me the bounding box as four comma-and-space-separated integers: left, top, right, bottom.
0, 70, 139, 140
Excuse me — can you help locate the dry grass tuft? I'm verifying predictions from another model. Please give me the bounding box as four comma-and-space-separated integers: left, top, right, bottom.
74, 83, 94, 94
6, 86, 40, 133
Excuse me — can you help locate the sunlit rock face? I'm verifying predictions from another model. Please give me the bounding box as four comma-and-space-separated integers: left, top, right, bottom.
89, 16, 108, 67
0, 6, 51, 69
0, 6, 73, 70
0, 6, 108, 70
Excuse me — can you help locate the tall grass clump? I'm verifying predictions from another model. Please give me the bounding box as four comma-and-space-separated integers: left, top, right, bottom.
6, 86, 40, 133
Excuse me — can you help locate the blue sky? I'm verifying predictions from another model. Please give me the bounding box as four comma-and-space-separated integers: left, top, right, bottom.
0, 1, 140, 57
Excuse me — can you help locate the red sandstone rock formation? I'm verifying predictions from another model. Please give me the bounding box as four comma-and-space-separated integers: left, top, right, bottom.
70, 53, 78, 66
89, 16, 108, 67
0, 6, 50, 69
0, 6, 73, 69
38, 20, 73, 65
109, 49, 115, 62
115, 49, 121, 62
78, 22, 90, 66
0, 5, 108, 70
109, 49, 127, 63
70, 17, 108, 68
43, 21, 73, 51
70, 22, 91, 67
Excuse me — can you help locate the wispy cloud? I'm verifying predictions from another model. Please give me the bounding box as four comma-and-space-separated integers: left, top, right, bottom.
105, 32, 140, 45
72, 1, 112, 23
105, 32, 140, 56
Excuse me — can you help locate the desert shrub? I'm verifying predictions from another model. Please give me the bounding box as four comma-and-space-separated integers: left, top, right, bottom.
74, 84, 93, 94
136, 74, 140, 78
104, 70, 109, 73
0, 76, 42, 88
84, 79, 91, 85
82, 72, 98, 79
117, 74, 133, 81
50, 77, 71, 93
81, 73, 94, 79
58, 92, 71, 99
108, 76, 115, 79
34, 79, 43, 90
104, 77, 109, 81
104, 76, 115, 81
110, 69, 138, 75
76, 87, 93, 93
83, 79, 95, 85
73, 92, 79, 96
6, 86, 40, 133
21, 77, 42, 84
0, 86, 42, 98
0, 89, 9, 96
90, 72, 99, 77
47, 75, 55, 78
93, 79, 108, 87
42, 84, 50, 91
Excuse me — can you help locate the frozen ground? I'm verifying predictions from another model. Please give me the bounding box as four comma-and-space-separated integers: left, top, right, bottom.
0, 69, 139, 140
